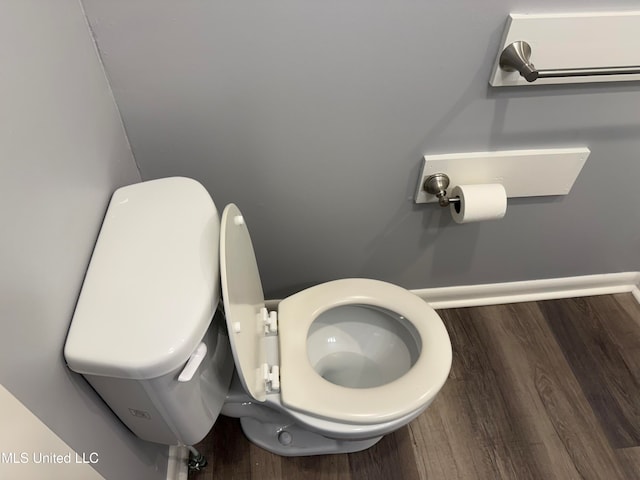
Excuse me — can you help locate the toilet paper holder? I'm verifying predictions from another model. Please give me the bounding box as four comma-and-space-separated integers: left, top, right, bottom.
423, 173, 461, 207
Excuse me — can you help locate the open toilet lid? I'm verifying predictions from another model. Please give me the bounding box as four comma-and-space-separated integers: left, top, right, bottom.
220, 203, 268, 402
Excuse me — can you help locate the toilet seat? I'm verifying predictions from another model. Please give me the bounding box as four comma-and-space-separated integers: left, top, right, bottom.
220, 203, 452, 426
278, 278, 451, 425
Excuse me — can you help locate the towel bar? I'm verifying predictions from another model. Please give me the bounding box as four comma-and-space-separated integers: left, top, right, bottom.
499, 41, 640, 83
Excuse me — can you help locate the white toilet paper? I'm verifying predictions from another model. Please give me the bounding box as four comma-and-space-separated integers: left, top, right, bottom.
449, 184, 507, 224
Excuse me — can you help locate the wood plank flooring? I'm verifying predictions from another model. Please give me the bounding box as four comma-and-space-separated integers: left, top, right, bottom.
191, 293, 640, 479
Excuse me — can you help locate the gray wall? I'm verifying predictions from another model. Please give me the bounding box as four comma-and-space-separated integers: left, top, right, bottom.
82, 0, 640, 299
0, 2, 166, 479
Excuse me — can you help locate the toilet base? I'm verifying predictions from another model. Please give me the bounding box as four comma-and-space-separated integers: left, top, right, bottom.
239, 417, 382, 456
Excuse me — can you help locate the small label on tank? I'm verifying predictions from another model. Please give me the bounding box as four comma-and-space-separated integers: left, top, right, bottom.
128, 408, 151, 420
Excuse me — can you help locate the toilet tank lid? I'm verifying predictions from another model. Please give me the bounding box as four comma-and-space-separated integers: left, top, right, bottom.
64, 177, 221, 380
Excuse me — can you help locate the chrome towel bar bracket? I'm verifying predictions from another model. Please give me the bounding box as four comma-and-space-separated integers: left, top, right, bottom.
499, 41, 640, 83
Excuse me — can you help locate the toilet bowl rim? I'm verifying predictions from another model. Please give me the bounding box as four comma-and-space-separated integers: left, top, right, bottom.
262, 388, 431, 440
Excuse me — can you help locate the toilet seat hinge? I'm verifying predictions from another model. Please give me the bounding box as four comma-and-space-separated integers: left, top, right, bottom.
262, 363, 280, 393
259, 307, 278, 335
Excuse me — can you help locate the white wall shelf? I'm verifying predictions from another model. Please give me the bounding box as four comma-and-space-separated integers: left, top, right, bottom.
414, 148, 589, 204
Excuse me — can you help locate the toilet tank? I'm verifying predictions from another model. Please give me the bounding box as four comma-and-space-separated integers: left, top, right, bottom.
64, 177, 233, 446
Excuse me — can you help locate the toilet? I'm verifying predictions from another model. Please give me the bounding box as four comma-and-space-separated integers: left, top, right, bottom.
64, 177, 452, 457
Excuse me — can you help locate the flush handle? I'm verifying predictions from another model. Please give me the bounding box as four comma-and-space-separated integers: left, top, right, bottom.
178, 342, 208, 382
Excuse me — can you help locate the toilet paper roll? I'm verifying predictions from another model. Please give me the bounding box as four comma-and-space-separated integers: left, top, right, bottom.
450, 184, 507, 224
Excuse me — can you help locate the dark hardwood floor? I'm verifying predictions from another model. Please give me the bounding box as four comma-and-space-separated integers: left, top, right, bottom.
192, 293, 640, 479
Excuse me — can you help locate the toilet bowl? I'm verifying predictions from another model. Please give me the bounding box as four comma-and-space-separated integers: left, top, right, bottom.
64, 177, 452, 457
220, 291, 450, 455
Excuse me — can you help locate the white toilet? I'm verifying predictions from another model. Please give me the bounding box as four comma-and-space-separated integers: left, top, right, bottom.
64, 177, 452, 457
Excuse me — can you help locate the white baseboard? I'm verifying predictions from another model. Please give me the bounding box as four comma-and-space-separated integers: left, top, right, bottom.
266, 272, 640, 311
166, 446, 188, 480
632, 285, 640, 305
413, 272, 640, 309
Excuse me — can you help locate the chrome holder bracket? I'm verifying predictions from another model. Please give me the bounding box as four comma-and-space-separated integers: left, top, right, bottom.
423, 173, 460, 207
